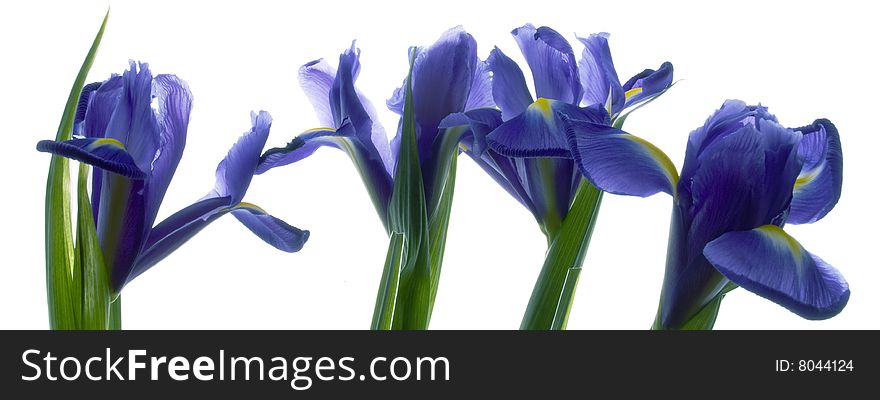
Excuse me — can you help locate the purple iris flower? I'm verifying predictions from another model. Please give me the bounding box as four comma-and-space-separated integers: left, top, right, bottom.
562, 100, 846, 328
37, 62, 308, 292
257, 27, 491, 230
443, 24, 673, 236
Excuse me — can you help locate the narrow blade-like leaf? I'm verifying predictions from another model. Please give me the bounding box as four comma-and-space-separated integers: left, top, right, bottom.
76, 164, 110, 329
45, 10, 108, 329
521, 179, 603, 330
371, 232, 406, 330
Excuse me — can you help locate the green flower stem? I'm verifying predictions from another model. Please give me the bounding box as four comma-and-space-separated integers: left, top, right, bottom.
521, 179, 603, 330
109, 296, 122, 330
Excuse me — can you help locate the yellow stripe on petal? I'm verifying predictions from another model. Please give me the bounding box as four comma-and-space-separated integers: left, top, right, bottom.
757, 225, 803, 259
88, 137, 125, 150
624, 87, 643, 102
303, 127, 337, 134
232, 202, 267, 214
625, 134, 679, 187
794, 164, 824, 192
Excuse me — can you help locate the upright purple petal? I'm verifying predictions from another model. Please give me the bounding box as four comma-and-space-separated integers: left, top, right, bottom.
577, 33, 623, 113
299, 59, 338, 128
104, 61, 160, 174
512, 24, 581, 104
487, 47, 534, 121
212, 111, 272, 204
143, 74, 193, 230
465, 59, 494, 111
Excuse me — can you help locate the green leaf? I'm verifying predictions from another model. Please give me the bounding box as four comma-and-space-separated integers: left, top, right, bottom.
45, 10, 108, 329
425, 152, 457, 324
521, 179, 603, 330
371, 232, 406, 330
385, 49, 432, 329
76, 164, 111, 329
550, 266, 582, 330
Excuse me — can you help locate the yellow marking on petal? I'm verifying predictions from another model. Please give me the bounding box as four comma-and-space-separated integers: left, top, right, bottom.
625, 135, 679, 187
89, 138, 125, 150
757, 225, 802, 258
624, 87, 643, 102
459, 142, 470, 152
794, 164, 823, 191
531, 98, 555, 120
232, 202, 267, 213
303, 127, 337, 134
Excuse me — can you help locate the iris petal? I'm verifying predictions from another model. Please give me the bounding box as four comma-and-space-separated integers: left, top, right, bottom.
704, 225, 849, 319
512, 24, 581, 104
561, 115, 678, 197
577, 33, 623, 113
36, 138, 147, 179
465, 60, 494, 111
486, 47, 534, 121
232, 204, 310, 253
213, 111, 272, 204
487, 100, 607, 158
104, 61, 160, 174
130, 199, 227, 282
788, 119, 843, 224
144, 73, 193, 229
82, 76, 123, 138
133, 200, 308, 282
621, 61, 674, 108
255, 127, 343, 173
299, 59, 338, 128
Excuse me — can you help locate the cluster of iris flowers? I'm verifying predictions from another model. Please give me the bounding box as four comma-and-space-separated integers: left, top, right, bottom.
38, 13, 845, 330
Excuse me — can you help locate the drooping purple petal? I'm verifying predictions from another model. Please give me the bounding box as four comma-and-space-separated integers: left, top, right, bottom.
788, 119, 843, 224
141, 196, 232, 253
577, 33, 623, 113
129, 199, 227, 283
561, 115, 678, 197
36, 138, 147, 179
486, 47, 534, 121
255, 127, 344, 173
513, 24, 581, 104
232, 204, 310, 252
704, 225, 850, 319
487, 100, 607, 158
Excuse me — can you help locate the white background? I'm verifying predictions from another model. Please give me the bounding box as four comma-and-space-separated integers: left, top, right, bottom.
1, 0, 876, 329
